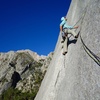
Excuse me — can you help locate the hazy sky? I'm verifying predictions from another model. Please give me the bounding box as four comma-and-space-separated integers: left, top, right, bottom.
0, 0, 71, 55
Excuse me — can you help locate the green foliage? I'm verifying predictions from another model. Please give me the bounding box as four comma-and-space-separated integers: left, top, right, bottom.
37, 62, 43, 67
29, 61, 43, 71
0, 87, 37, 100
34, 72, 43, 85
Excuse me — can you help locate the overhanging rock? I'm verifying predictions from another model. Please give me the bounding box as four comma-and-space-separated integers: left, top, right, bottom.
35, 0, 100, 100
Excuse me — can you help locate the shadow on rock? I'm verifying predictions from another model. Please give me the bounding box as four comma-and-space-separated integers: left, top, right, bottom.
68, 39, 77, 46
11, 71, 21, 88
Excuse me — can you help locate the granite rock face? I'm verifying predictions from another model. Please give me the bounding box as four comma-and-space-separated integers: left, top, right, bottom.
35, 0, 100, 100
0, 50, 53, 94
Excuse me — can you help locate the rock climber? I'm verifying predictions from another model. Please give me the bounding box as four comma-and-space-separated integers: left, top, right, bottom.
60, 16, 79, 55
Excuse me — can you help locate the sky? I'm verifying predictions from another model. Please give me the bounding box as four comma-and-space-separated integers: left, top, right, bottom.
0, 0, 71, 56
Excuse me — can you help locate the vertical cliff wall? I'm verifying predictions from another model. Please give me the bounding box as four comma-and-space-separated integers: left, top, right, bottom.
35, 0, 100, 100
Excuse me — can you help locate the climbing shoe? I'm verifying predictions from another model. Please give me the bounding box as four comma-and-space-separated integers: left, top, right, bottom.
61, 36, 66, 43
62, 51, 67, 55
75, 35, 78, 39
75, 33, 79, 39
61, 40, 64, 43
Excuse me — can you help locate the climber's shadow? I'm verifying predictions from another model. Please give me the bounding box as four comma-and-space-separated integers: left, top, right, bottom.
67, 38, 77, 46
67, 31, 80, 46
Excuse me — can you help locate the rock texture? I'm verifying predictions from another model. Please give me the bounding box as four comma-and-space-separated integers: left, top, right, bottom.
35, 0, 100, 100
0, 50, 53, 94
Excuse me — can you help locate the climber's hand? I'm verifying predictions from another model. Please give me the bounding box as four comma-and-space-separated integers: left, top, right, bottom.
74, 26, 79, 29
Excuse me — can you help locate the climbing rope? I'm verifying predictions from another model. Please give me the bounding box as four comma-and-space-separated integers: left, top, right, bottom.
73, 10, 86, 27
68, 0, 100, 66
77, 1, 100, 66
80, 35, 100, 66
68, 2, 88, 38
63, 0, 100, 66
73, 0, 90, 27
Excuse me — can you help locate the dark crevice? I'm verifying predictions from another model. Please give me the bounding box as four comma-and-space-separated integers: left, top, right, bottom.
21, 62, 33, 75
11, 71, 21, 88
55, 71, 61, 87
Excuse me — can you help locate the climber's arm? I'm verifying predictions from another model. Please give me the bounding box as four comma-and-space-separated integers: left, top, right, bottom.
60, 25, 63, 32
67, 25, 79, 29
60, 20, 65, 32
74, 26, 79, 29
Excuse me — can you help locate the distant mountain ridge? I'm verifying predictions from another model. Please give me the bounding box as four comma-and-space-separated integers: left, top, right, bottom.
0, 50, 53, 96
